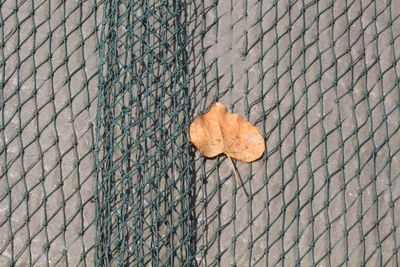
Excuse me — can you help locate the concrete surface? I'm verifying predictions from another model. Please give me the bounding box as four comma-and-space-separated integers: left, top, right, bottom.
1, 0, 399, 266
1, 0, 98, 266
189, 0, 400, 266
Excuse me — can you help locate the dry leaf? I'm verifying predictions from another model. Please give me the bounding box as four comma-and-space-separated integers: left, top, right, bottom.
189, 102, 265, 185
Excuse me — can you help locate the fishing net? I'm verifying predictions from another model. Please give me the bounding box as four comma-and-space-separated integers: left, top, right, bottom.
0, 1, 99, 265
1, 0, 400, 266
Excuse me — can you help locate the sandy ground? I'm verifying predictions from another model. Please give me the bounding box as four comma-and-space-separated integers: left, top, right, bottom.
1, 0, 400, 266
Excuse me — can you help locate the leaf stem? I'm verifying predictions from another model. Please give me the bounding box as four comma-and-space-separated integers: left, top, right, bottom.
226, 154, 249, 197
227, 154, 240, 186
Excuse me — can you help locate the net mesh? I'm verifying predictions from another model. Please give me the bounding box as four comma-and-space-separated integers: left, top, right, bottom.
0, 0, 98, 265
1, 0, 400, 266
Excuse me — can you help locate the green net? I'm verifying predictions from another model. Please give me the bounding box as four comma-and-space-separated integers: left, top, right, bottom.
0, 1, 98, 265
94, 1, 195, 265
1, 0, 400, 266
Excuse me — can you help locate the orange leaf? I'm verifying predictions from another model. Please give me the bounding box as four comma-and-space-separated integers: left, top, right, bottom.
189, 102, 265, 185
